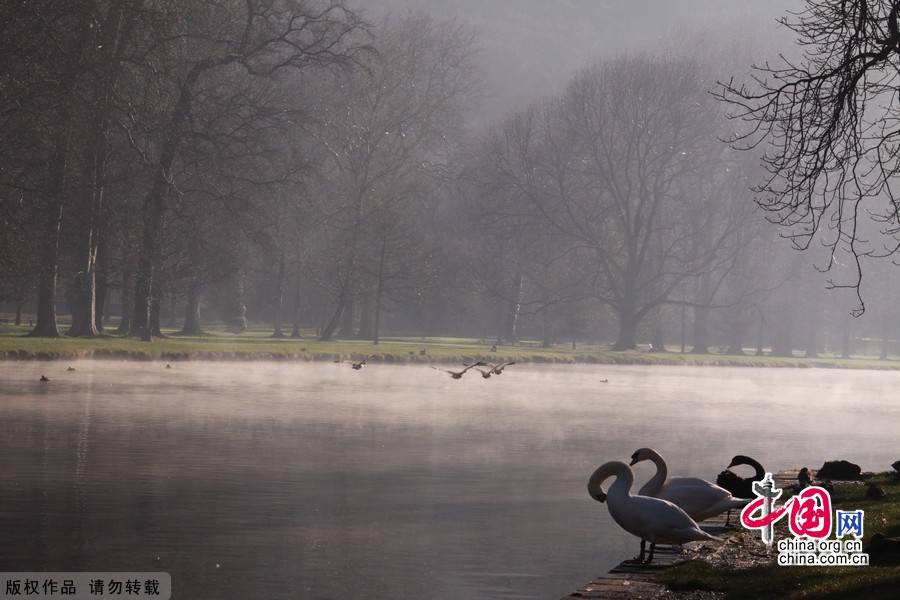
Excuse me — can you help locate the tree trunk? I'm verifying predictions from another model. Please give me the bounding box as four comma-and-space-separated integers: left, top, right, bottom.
116, 254, 134, 335
29, 10, 94, 338
691, 273, 711, 354
726, 304, 745, 355
133, 58, 214, 341
181, 277, 202, 335
771, 317, 794, 357
503, 271, 524, 344
95, 239, 109, 332
66, 191, 100, 337
755, 309, 765, 356
132, 176, 165, 341
321, 190, 365, 341
167, 292, 177, 328
651, 305, 667, 352
30, 162, 66, 338
611, 308, 638, 351
291, 267, 302, 338
372, 236, 387, 345
272, 251, 286, 338
150, 282, 162, 337
541, 309, 552, 348
319, 295, 345, 341
67, 1, 132, 338
357, 293, 374, 340
337, 283, 356, 338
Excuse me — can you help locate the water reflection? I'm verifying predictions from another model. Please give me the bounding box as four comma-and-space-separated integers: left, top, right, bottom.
0, 361, 897, 599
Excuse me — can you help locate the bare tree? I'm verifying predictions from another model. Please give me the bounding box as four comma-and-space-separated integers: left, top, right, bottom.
485, 54, 747, 349
310, 13, 478, 340
126, 0, 367, 340
718, 0, 900, 313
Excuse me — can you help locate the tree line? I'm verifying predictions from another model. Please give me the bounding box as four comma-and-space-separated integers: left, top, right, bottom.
2, 0, 897, 355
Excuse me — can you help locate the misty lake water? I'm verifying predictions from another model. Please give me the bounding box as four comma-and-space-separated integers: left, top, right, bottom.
1, 361, 898, 599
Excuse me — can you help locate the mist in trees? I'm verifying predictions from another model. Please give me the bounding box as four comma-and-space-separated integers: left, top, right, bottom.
3, 0, 897, 358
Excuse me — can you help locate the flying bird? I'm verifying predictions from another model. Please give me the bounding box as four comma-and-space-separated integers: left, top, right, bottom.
474, 367, 493, 379
490, 361, 515, 375
345, 357, 368, 370
432, 362, 486, 379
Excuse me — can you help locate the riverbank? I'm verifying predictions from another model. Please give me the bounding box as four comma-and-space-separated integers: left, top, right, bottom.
3, 325, 900, 369
566, 470, 900, 599
660, 471, 900, 599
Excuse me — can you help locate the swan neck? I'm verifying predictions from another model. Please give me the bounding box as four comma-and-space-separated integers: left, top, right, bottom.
587, 468, 607, 502
608, 465, 633, 500
748, 457, 765, 479
588, 462, 633, 501
644, 450, 667, 494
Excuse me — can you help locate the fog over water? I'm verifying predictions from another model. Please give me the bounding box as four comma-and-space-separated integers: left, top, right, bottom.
2, 361, 896, 599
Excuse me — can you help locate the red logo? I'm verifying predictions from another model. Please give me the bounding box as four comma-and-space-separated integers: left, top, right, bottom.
741, 486, 832, 539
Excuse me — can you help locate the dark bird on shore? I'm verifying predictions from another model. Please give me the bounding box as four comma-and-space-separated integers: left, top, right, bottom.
39, 375, 50, 382
817, 459, 862, 481
599, 378, 609, 383
432, 362, 486, 379
716, 455, 765, 526
866, 483, 888, 500
490, 361, 515, 375
490, 344, 497, 352
797, 467, 812, 490
66, 366, 76, 372
419, 348, 427, 356
867, 533, 900, 565
716, 455, 765, 499
165, 364, 172, 369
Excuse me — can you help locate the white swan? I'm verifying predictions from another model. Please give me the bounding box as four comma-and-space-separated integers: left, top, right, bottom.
588, 461, 720, 563
629, 448, 749, 523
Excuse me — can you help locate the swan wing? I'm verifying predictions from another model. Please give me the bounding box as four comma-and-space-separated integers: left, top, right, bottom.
655, 477, 741, 520
612, 494, 708, 543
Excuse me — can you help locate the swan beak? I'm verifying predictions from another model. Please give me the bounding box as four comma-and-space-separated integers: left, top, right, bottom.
594, 491, 607, 503
628, 457, 638, 466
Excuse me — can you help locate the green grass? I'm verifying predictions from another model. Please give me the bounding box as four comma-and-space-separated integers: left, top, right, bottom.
3, 322, 900, 368
661, 473, 900, 599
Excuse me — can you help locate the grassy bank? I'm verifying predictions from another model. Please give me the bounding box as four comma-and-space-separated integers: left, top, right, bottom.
0, 327, 897, 368
661, 473, 900, 599
3, 324, 900, 368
